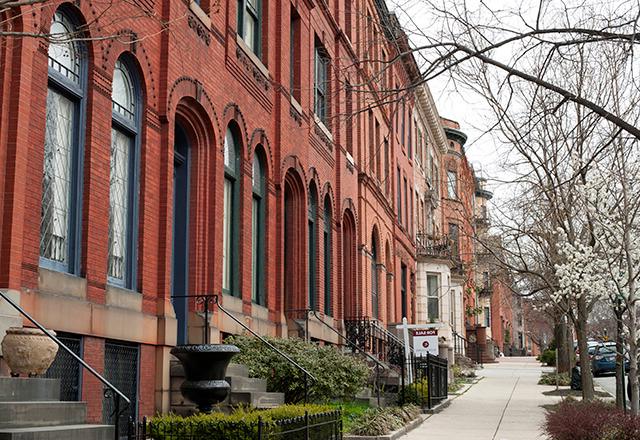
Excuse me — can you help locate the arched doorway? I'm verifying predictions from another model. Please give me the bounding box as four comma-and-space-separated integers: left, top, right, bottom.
171, 122, 190, 345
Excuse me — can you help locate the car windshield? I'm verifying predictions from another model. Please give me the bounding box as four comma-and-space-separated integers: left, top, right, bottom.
598, 346, 616, 355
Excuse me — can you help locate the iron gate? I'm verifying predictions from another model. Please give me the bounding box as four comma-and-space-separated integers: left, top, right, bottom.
44, 333, 82, 401
103, 341, 139, 435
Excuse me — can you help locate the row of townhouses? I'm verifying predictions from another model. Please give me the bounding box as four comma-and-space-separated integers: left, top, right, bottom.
0, 0, 527, 423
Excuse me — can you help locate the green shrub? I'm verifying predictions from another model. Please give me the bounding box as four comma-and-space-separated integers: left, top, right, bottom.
150, 405, 334, 440
399, 378, 429, 406
539, 372, 570, 386
329, 401, 369, 433
348, 405, 421, 436
225, 335, 369, 403
539, 349, 557, 366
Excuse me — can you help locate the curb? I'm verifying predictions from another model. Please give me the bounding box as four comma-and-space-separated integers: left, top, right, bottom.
343, 414, 430, 440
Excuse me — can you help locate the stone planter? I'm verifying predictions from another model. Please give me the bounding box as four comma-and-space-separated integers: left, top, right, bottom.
1, 327, 59, 377
171, 344, 240, 412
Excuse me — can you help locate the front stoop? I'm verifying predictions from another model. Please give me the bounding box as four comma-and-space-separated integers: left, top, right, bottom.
170, 360, 285, 414
0, 378, 113, 440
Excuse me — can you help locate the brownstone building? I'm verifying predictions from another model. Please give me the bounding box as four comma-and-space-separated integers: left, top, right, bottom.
0, 0, 425, 422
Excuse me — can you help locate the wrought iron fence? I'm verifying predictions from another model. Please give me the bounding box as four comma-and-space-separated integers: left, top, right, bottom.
44, 333, 82, 401
127, 410, 342, 440
399, 353, 449, 410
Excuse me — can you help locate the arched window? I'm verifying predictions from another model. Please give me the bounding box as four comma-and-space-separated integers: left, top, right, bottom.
107, 58, 140, 288
40, 9, 86, 273
308, 183, 318, 310
223, 126, 240, 297
323, 196, 332, 316
252, 149, 266, 306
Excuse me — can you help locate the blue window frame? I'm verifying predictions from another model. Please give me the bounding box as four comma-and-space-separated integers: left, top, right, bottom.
252, 149, 266, 306
40, 9, 87, 274
323, 196, 332, 316
107, 58, 140, 289
223, 126, 240, 297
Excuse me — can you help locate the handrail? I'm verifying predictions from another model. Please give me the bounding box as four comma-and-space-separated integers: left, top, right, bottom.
371, 319, 414, 353
0, 290, 129, 440
212, 295, 317, 402
309, 310, 386, 370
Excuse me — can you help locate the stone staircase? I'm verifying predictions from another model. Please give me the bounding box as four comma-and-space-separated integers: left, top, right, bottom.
0, 377, 113, 440
170, 361, 285, 415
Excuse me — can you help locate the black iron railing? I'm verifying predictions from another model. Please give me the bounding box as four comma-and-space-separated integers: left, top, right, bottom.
399, 353, 448, 410
415, 233, 452, 259
453, 331, 467, 357
128, 410, 342, 439
212, 295, 317, 403
344, 317, 407, 367
172, 294, 215, 344
0, 290, 130, 440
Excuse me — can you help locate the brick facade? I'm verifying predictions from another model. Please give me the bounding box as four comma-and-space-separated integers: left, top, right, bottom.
0, 0, 427, 417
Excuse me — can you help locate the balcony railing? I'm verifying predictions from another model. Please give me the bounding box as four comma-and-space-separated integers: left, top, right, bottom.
416, 232, 452, 259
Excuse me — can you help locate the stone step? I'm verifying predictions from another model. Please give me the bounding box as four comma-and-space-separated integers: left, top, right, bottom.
0, 424, 114, 440
0, 401, 86, 429
226, 376, 267, 392
229, 391, 285, 409
226, 363, 249, 378
0, 378, 60, 402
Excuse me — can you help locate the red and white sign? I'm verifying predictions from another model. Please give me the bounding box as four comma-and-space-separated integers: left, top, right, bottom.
413, 329, 439, 356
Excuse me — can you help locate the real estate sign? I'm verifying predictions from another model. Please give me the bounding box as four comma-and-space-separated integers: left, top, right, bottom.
413, 329, 439, 356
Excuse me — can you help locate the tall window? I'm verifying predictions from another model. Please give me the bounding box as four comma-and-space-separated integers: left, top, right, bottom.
237, 0, 262, 57
408, 116, 412, 158
371, 233, 378, 319
449, 223, 459, 260
290, 8, 301, 101
308, 186, 318, 310
427, 274, 439, 322
40, 10, 86, 273
396, 168, 402, 224
345, 82, 353, 155
252, 150, 266, 305
484, 306, 491, 327
384, 138, 389, 195
314, 40, 329, 126
108, 59, 139, 288
400, 263, 407, 319
323, 197, 332, 315
450, 289, 456, 327
447, 170, 457, 199
223, 127, 240, 296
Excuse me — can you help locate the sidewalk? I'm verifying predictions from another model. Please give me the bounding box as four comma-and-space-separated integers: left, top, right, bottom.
401, 357, 560, 440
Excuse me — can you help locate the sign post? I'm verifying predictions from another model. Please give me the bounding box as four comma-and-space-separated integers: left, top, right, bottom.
396, 319, 444, 385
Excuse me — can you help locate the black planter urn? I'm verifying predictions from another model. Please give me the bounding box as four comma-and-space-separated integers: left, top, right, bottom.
170, 344, 240, 412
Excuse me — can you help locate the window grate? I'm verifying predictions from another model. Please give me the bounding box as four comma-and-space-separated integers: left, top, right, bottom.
44, 334, 82, 401
103, 342, 139, 434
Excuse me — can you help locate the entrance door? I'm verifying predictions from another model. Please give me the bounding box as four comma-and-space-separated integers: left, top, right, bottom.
171, 123, 190, 345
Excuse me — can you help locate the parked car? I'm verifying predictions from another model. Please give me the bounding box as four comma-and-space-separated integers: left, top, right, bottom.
575, 341, 600, 366
591, 342, 629, 376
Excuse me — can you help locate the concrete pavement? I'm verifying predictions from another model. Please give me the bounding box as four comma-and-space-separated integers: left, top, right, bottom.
400, 357, 559, 440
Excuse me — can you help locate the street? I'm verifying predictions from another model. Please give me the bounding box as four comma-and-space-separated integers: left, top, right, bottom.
400, 357, 559, 440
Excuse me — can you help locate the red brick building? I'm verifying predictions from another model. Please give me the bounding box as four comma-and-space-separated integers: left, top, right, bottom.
0, 0, 420, 421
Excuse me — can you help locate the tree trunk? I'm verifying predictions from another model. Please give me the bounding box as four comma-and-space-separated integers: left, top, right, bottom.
576, 296, 595, 400
555, 318, 571, 373
615, 307, 625, 410
628, 302, 638, 414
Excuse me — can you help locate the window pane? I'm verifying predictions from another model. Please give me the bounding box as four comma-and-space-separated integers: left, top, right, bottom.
447, 170, 457, 198
244, 14, 256, 52
48, 13, 80, 83
252, 197, 259, 303
108, 128, 131, 281
224, 128, 237, 172
223, 178, 233, 291
112, 60, 135, 121
427, 275, 439, 321
41, 89, 74, 263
